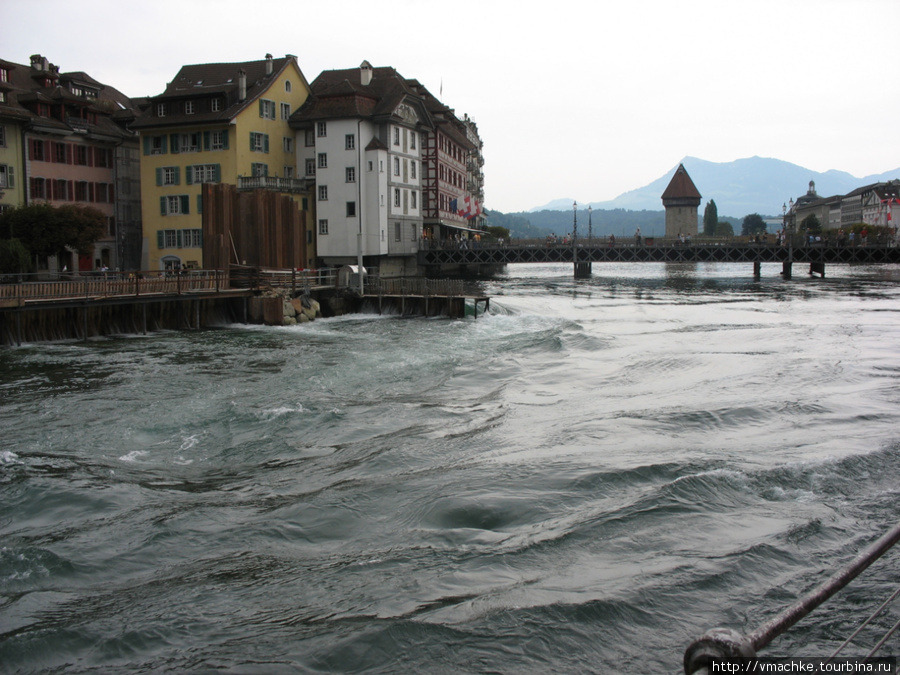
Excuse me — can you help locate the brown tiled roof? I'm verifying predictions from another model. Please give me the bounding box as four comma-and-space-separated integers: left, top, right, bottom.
290, 64, 432, 128
131, 55, 305, 130
662, 164, 702, 200
0, 56, 137, 137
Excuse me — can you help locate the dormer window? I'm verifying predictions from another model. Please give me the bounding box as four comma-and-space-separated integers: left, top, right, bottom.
0, 68, 8, 83
157, 103, 167, 117
185, 100, 196, 115
211, 97, 222, 112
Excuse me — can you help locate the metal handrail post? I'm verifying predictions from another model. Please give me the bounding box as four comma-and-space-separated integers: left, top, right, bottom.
684, 520, 900, 674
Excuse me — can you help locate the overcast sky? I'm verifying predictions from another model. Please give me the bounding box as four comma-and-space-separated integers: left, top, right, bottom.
3, 0, 897, 212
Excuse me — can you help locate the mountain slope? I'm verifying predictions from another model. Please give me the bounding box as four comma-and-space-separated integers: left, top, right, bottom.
531, 156, 900, 218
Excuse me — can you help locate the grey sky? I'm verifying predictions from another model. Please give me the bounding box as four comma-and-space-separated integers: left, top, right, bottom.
3, 0, 897, 212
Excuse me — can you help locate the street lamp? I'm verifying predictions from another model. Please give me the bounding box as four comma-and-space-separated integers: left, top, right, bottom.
572, 201, 578, 244
588, 205, 593, 243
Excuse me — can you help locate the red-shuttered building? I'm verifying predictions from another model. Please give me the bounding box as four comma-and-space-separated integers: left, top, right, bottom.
1, 54, 142, 272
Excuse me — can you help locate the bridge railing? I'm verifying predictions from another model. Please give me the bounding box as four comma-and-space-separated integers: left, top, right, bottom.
0, 269, 231, 304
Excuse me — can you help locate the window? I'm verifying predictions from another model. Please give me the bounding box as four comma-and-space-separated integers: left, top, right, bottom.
211, 97, 222, 112
283, 166, 294, 178
411, 191, 417, 209
163, 229, 178, 247
411, 160, 416, 179
179, 133, 200, 153
318, 219, 328, 235
317, 121, 327, 137
94, 148, 112, 168
305, 159, 315, 176
411, 223, 417, 241
75, 145, 90, 165
346, 201, 356, 217
317, 153, 327, 169
395, 222, 402, 241
367, 160, 373, 172
75, 181, 89, 201
411, 132, 416, 150
259, 99, 276, 119
0, 164, 13, 188
161, 195, 189, 216
250, 132, 269, 152
157, 103, 166, 117
189, 164, 219, 184
251, 163, 268, 177
161, 166, 179, 185
280, 102, 291, 120
393, 128, 400, 145
345, 166, 355, 183
318, 185, 328, 201
393, 157, 400, 176
305, 129, 314, 146
0, 125, 5, 147
210, 130, 227, 150
30, 139, 46, 161
285, 80, 292, 93
283, 137, 293, 153
30, 177, 46, 199
184, 229, 203, 247
54, 142, 68, 163
345, 134, 355, 150
185, 100, 196, 115
394, 188, 401, 207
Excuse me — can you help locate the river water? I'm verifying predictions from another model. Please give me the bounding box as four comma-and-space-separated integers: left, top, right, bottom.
2, 262, 900, 674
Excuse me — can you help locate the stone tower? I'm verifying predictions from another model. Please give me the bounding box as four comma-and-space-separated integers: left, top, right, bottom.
661, 163, 702, 237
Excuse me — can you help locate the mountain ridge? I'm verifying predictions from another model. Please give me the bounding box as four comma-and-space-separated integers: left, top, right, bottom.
531, 156, 900, 218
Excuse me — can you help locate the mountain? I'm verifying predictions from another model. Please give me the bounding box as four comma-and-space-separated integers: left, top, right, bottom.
530, 156, 900, 218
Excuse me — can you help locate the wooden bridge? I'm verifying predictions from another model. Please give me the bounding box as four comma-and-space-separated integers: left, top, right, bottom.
420, 238, 900, 278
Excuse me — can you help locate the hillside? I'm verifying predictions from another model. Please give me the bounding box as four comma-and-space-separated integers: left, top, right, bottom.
530, 156, 900, 219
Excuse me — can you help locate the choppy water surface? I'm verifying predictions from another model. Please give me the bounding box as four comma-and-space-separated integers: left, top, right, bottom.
2, 263, 900, 674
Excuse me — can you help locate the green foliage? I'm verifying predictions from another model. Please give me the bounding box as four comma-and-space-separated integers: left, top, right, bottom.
801, 214, 822, 234
741, 213, 767, 236
0, 203, 107, 260
703, 200, 718, 236
0, 238, 33, 274
483, 225, 510, 241
716, 221, 734, 237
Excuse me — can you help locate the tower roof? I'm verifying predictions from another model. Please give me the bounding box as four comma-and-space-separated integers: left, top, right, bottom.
661, 163, 702, 202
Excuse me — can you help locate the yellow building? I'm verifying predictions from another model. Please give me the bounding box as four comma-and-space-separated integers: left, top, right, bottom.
133, 54, 312, 271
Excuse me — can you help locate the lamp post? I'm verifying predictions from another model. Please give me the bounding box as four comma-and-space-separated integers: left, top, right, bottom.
572, 200, 578, 244
588, 205, 593, 243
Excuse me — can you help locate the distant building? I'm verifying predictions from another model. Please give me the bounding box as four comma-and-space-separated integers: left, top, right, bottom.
0, 54, 142, 272
132, 54, 313, 271
790, 179, 900, 232
661, 163, 702, 237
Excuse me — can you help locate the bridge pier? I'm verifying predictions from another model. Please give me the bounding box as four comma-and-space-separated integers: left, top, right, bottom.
809, 262, 825, 278
782, 261, 792, 280
753, 261, 761, 278
574, 262, 592, 278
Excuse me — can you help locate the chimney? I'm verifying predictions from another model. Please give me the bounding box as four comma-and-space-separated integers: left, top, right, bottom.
238, 69, 247, 101
360, 60, 373, 86
30, 54, 49, 71
265, 54, 273, 76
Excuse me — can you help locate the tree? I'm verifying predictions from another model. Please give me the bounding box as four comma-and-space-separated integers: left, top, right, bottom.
741, 213, 767, 236
703, 200, 718, 236
484, 225, 510, 241
801, 213, 821, 235
0, 203, 107, 262
0, 238, 33, 274
716, 221, 734, 237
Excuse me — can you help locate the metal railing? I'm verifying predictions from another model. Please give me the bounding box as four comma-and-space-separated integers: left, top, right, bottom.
684, 521, 900, 673
0, 269, 230, 304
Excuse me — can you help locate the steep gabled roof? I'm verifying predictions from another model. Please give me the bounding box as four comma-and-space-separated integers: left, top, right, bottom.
131, 55, 307, 129
662, 163, 702, 201
290, 63, 432, 129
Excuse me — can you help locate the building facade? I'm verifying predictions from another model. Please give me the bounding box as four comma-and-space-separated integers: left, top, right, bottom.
0, 54, 141, 272
291, 62, 433, 275
132, 54, 313, 271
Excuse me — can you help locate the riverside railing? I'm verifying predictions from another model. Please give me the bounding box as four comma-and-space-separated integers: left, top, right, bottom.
0, 270, 231, 304
683, 520, 900, 674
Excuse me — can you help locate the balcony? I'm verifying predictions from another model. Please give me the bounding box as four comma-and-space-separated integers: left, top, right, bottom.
237, 176, 311, 194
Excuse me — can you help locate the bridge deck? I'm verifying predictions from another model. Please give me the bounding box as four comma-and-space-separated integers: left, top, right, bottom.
420, 243, 900, 267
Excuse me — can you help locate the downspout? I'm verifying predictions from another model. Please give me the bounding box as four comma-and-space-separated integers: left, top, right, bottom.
357, 119, 364, 295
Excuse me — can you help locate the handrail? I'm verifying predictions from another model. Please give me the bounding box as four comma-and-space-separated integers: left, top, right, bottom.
684, 521, 900, 674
